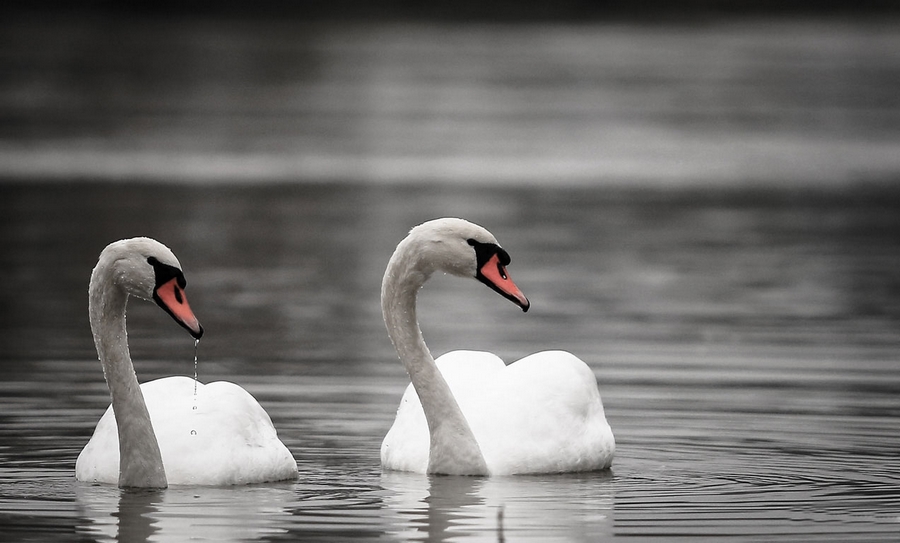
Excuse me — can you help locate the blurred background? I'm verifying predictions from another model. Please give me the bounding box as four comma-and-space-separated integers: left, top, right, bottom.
2, 2, 900, 541
1, 1, 899, 186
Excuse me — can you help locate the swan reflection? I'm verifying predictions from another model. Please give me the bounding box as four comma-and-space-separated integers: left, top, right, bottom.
380, 470, 614, 542
75, 482, 296, 542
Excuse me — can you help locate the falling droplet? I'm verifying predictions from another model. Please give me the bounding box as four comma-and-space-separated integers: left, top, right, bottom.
191, 339, 200, 421
193, 338, 200, 397
190, 430, 197, 436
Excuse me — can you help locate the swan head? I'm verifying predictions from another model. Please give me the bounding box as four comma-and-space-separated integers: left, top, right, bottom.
406, 218, 530, 312
99, 237, 204, 339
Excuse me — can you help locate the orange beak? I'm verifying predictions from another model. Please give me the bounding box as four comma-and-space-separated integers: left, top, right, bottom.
478, 253, 530, 312
153, 277, 203, 338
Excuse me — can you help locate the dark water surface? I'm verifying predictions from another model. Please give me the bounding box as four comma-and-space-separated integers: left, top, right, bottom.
1, 182, 899, 541
2, 17, 899, 186
2, 10, 900, 542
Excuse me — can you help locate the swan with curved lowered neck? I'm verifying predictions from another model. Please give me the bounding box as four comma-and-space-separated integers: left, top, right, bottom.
380, 218, 615, 476
76, 237, 297, 488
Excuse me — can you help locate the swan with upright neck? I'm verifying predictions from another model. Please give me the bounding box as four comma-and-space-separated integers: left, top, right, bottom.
75, 237, 297, 488
380, 218, 615, 476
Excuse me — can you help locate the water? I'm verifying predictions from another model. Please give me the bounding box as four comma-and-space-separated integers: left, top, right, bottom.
1, 182, 899, 541
1, 17, 899, 186
2, 11, 900, 542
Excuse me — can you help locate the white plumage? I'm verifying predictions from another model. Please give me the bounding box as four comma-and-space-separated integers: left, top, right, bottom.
77, 377, 298, 486
382, 350, 614, 475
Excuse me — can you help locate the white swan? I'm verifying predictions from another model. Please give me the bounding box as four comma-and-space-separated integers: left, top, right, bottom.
75, 237, 297, 488
380, 218, 615, 476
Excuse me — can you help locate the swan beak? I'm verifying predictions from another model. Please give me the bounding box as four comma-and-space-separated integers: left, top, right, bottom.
153, 278, 204, 339
478, 254, 530, 312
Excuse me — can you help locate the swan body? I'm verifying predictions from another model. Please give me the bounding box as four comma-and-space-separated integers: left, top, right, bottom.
380, 218, 615, 476
76, 237, 297, 488
77, 377, 298, 486
382, 350, 614, 475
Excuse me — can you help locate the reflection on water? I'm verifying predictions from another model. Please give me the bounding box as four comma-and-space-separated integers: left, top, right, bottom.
381, 472, 613, 542
76, 484, 297, 542
1, 182, 899, 541
68, 471, 613, 543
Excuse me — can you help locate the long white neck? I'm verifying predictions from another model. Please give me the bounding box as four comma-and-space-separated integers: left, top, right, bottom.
382, 238, 489, 475
89, 260, 167, 488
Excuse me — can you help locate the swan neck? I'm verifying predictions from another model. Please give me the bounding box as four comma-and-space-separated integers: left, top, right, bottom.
89, 260, 167, 488
382, 240, 489, 475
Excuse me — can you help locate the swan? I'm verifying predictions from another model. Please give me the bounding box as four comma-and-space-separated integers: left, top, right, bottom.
75, 237, 297, 488
380, 218, 615, 476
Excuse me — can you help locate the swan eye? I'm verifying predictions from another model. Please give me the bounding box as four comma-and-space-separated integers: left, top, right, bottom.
147, 256, 187, 289
467, 239, 508, 264
495, 247, 511, 266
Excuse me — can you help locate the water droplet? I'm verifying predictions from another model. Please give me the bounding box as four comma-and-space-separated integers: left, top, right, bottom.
192, 405, 197, 411
193, 338, 200, 397
190, 430, 197, 436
